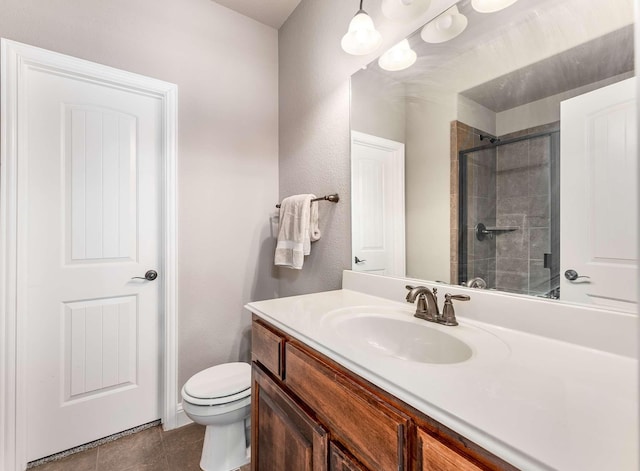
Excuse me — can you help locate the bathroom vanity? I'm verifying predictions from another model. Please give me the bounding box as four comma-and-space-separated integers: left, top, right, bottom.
251, 317, 511, 470
246, 274, 638, 471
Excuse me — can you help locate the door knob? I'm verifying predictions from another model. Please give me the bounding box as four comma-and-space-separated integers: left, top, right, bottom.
132, 270, 158, 281
354, 256, 366, 264
564, 269, 590, 281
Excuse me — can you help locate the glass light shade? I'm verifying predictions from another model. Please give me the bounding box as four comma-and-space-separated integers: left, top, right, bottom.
471, 0, 518, 13
420, 5, 468, 43
381, 0, 431, 21
341, 11, 383, 55
378, 39, 417, 71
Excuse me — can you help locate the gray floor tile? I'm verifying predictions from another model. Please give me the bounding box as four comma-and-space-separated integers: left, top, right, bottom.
97, 427, 165, 471
31, 448, 97, 471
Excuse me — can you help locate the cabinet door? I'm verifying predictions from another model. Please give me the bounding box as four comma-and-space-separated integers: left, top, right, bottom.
329, 442, 369, 471
285, 343, 410, 471
418, 428, 483, 471
252, 364, 328, 471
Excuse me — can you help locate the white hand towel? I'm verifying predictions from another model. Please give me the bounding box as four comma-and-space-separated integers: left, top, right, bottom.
275, 194, 320, 269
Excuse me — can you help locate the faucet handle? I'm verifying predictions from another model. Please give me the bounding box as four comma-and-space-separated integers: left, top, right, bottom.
441, 293, 470, 326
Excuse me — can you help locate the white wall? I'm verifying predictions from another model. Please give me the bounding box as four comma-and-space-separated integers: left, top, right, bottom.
278, 0, 458, 297
351, 70, 406, 142
457, 95, 497, 136
0, 0, 279, 393
405, 84, 456, 282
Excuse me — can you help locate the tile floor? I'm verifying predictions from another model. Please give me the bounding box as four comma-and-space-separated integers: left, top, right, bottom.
31, 424, 251, 471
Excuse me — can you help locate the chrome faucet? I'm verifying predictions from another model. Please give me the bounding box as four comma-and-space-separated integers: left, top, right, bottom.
405, 285, 469, 326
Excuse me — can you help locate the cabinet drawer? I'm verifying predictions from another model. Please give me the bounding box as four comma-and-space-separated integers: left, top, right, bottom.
285, 343, 409, 471
418, 428, 483, 471
252, 320, 284, 379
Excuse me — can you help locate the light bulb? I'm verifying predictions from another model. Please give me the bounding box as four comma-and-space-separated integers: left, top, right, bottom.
341, 10, 383, 55
471, 0, 518, 13
421, 5, 468, 43
381, 0, 431, 21
378, 39, 417, 71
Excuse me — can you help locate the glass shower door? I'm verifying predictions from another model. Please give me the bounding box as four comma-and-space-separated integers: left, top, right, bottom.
459, 131, 560, 297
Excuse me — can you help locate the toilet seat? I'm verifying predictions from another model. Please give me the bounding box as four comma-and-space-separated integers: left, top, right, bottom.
182, 362, 251, 406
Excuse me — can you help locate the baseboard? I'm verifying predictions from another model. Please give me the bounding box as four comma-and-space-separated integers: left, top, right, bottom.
175, 402, 193, 428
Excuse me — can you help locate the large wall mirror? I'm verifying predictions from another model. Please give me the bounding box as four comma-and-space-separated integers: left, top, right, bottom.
350, 0, 637, 312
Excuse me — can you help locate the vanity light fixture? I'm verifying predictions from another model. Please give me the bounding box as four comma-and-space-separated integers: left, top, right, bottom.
341, 0, 383, 56
471, 0, 519, 13
378, 39, 417, 71
420, 5, 468, 43
381, 0, 431, 21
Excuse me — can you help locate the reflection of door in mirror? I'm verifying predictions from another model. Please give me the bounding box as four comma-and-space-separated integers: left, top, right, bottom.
351, 132, 405, 277
560, 77, 637, 311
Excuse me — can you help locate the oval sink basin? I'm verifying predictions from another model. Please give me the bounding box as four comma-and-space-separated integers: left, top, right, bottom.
334, 314, 473, 364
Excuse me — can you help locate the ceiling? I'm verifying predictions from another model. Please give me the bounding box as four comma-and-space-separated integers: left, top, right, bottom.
211, 0, 302, 29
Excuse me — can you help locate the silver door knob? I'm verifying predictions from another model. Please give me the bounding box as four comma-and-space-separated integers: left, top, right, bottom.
132, 270, 158, 281
354, 256, 366, 264
564, 269, 590, 281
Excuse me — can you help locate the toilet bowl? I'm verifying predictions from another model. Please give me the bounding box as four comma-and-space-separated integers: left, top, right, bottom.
181, 362, 251, 471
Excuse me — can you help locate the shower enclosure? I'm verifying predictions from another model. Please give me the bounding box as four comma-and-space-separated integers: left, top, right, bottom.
458, 129, 560, 298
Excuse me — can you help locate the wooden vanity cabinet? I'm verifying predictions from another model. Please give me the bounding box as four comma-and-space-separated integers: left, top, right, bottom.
251, 317, 516, 471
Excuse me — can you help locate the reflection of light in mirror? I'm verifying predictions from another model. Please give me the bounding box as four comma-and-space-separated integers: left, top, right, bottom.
382, 0, 431, 21
378, 39, 418, 71
341, 8, 382, 55
471, 0, 518, 13
420, 5, 468, 43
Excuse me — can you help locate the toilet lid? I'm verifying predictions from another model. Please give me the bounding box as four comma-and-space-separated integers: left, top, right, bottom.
184, 362, 251, 400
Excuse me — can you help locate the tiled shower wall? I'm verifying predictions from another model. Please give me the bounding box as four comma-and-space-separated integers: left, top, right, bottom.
494, 134, 552, 295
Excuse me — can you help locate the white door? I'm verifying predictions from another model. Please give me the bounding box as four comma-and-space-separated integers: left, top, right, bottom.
18, 47, 163, 460
560, 77, 637, 311
351, 131, 405, 277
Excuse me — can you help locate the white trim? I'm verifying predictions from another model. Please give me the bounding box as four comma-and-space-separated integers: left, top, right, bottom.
0, 39, 179, 470
351, 131, 406, 277
174, 402, 194, 429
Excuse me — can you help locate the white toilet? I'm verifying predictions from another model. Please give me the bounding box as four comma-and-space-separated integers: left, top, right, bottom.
181, 362, 251, 471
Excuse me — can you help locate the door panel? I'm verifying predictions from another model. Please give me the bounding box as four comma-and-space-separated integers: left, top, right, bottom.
560, 77, 637, 310
64, 296, 137, 400
23, 53, 162, 461
351, 131, 405, 277
67, 105, 137, 262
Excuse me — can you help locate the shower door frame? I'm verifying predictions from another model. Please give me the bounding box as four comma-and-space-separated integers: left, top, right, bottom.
457, 129, 560, 291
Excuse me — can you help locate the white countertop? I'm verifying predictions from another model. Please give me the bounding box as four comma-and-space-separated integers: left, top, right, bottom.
247, 289, 639, 471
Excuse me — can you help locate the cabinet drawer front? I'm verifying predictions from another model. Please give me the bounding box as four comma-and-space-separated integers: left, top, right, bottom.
252, 320, 284, 379
286, 343, 409, 471
418, 428, 483, 471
